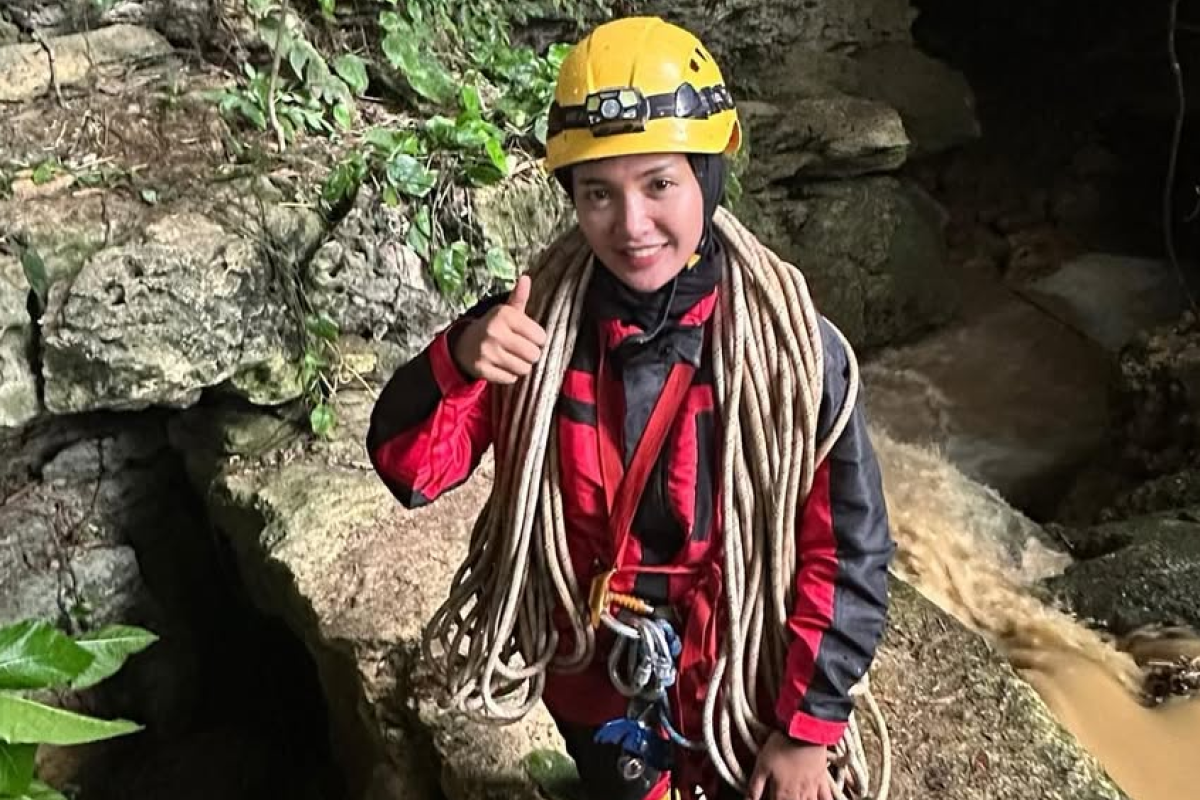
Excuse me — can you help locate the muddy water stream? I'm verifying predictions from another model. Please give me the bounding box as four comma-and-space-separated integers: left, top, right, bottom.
880, 434, 1200, 800
1017, 644, 1200, 800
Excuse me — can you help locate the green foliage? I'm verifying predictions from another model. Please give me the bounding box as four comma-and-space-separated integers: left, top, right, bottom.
29, 159, 61, 187
207, 0, 367, 143
379, 10, 456, 104
721, 124, 752, 214
522, 748, 584, 800
0, 619, 156, 800
299, 312, 341, 437
377, 1, 573, 144
321, 85, 521, 301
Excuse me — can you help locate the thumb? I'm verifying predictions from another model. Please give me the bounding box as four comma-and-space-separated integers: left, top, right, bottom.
506, 274, 531, 314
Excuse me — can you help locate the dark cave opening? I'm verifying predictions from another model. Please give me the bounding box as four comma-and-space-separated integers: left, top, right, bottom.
14, 411, 350, 800
909, 0, 1200, 270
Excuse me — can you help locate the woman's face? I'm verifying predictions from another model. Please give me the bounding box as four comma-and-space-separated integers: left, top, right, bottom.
572, 152, 705, 293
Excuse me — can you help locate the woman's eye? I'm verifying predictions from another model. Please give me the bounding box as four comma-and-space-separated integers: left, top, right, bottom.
587, 188, 609, 202
652, 178, 674, 191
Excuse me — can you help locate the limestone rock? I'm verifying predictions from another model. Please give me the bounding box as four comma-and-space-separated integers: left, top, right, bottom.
41, 212, 299, 413
0, 255, 39, 429
0, 193, 149, 284
851, 43, 979, 156
308, 172, 566, 362
184, 390, 557, 800
1114, 314, 1200, 477
744, 176, 957, 350
874, 581, 1124, 800
640, 0, 914, 91
740, 97, 909, 181
1, 1, 243, 48
307, 189, 456, 356
862, 277, 1112, 517
0, 14, 19, 46
472, 170, 570, 269
0, 25, 172, 104
1047, 511, 1200, 634
1027, 253, 1194, 354
770, 44, 979, 158
0, 419, 173, 629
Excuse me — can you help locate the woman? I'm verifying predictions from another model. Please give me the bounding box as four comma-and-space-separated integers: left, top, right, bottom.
367, 16, 894, 800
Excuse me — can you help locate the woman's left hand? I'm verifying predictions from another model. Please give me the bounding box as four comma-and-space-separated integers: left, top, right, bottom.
745, 731, 832, 800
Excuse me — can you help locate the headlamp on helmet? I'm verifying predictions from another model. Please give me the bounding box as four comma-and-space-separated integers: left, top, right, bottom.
548, 83, 736, 140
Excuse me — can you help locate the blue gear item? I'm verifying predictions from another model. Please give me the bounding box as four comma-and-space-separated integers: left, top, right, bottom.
593, 717, 673, 771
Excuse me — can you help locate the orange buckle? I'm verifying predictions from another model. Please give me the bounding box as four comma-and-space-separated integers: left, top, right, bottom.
588, 569, 616, 629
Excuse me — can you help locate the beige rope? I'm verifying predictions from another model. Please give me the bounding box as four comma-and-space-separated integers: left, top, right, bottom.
421, 207, 890, 798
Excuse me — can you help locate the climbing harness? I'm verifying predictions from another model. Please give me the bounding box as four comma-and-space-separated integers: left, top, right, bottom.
421, 208, 892, 799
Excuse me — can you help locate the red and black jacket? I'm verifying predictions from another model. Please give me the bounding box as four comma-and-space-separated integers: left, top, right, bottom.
367, 260, 894, 755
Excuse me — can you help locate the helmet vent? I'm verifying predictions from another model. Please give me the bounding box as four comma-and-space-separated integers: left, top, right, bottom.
690, 59, 701, 72
694, 47, 709, 62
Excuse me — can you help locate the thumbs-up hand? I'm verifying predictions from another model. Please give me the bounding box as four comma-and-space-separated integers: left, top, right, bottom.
451, 275, 548, 384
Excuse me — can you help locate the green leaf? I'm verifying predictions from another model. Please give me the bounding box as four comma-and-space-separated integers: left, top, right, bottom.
318, 0, 336, 17
299, 350, 326, 390
287, 42, 309, 82
423, 115, 458, 148
0, 694, 139, 745
30, 160, 58, 185
321, 155, 365, 206
15, 779, 69, 800
381, 29, 455, 104
431, 241, 469, 296
465, 163, 505, 187
0, 742, 35, 795
485, 247, 516, 282
484, 138, 508, 175
406, 205, 432, 258
139, 188, 159, 205
232, 96, 267, 129
70, 625, 157, 691
332, 102, 353, 130
545, 43, 571, 69
522, 748, 582, 800
333, 54, 369, 96
305, 314, 340, 342
20, 247, 48, 307
452, 118, 497, 150
382, 184, 399, 207
365, 127, 405, 156
385, 154, 436, 198
460, 84, 482, 117
378, 10, 403, 32
310, 403, 336, 438
0, 620, 93, 691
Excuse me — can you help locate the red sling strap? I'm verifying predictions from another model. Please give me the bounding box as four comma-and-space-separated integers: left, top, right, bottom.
588, 340, 696, 626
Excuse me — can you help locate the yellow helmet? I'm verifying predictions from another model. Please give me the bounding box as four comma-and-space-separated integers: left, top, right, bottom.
544, 16, 741, 172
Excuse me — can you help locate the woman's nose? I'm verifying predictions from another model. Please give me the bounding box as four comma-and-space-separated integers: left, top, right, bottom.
615, 194, 653, 239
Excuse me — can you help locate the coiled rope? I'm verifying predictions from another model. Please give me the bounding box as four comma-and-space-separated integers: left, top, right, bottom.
422, 207, 891, 799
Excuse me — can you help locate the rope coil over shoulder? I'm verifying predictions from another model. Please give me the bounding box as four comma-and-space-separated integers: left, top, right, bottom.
421, 207, 891, 799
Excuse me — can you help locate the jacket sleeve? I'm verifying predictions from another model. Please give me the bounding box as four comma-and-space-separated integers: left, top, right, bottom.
366, 297, 503, 508
774, 316, 896, 745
